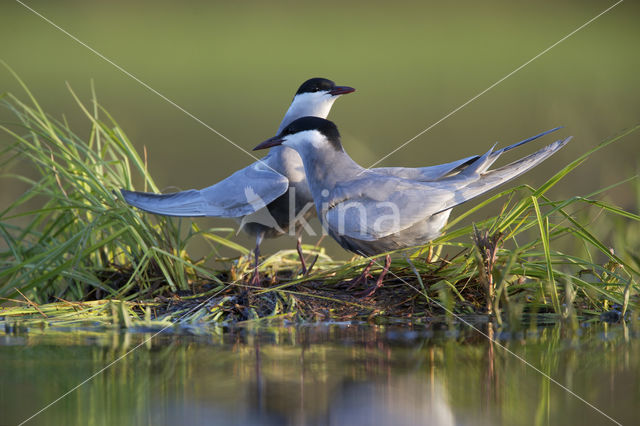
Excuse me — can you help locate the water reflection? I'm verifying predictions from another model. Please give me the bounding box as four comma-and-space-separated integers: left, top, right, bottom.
0, 322, 637, 425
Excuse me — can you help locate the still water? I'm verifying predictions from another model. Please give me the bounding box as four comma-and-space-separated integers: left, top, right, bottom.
1, 322, 637, 426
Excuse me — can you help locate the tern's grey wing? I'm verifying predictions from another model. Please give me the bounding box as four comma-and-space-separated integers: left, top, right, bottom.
432, 137, 572, 214
324, 137, 571, 240
121, 160, 289, 218
374, 127, 563, 182
374, 156, 479, 181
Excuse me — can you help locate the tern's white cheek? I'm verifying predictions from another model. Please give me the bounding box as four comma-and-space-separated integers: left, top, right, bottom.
282, 133, 307, 152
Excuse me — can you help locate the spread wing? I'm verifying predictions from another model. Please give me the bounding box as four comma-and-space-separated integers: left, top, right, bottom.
431, 137, 572, 214
372, 127, 562, 182
120, 160, 289, 218
324, 136, 571, 241
374, 156, 479, 181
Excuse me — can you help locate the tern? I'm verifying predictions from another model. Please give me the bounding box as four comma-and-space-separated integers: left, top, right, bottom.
120, 78, 355, 284
253, 116, 572, 296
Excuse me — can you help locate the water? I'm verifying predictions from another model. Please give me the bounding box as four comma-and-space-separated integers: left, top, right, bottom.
1, 321, 637, 425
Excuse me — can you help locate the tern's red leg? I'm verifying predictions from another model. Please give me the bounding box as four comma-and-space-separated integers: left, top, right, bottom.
347, 260, 374, 291
356, 255, 391, 298
296, 235, 307, 275
250, 233, 264, 287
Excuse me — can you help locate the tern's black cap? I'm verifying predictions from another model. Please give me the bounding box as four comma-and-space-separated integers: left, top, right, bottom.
295, 78, 336, 95
280, 116, 343, 151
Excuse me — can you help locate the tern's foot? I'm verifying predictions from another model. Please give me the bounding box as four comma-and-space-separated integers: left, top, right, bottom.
354, 271, 386, 298
355, 282, 382, 299
249, 270, 262, 287
346, 260, 374, 291
346, 274, 369, 292
354, 255, 391, 298
347, 270, 373, 291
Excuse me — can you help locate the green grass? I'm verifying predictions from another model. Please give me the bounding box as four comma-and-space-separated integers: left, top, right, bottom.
1, 72, 639, 326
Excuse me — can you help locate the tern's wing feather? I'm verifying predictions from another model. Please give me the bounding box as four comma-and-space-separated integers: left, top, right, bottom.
121, 160, 289, 218
432, 137, 572, 214
324, 137, 571, 241
374, 156, 479, 181
371, 127, 562, 181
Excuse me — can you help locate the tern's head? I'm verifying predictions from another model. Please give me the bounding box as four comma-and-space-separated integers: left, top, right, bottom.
295, 78, 355, 99
255, 116, 343, 153
278, 78, 355, 133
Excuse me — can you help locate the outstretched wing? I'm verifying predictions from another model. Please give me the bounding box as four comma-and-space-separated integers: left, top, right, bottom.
373, 127, 562, 182
374, 156, 479, 181
120, 160, 289, 218
432, 137, 572, 214
324, 136, 571, 241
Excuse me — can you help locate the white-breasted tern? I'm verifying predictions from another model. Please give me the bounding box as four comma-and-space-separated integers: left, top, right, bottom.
120, 78, 355, 284
253, 116, 571, 296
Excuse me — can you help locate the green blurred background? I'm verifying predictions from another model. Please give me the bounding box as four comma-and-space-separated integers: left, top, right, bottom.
1, 0, 638, 259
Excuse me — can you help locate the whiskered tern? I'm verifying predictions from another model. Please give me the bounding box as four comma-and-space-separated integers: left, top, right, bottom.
254, 117, 571, 296
121, 78, 354, 284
